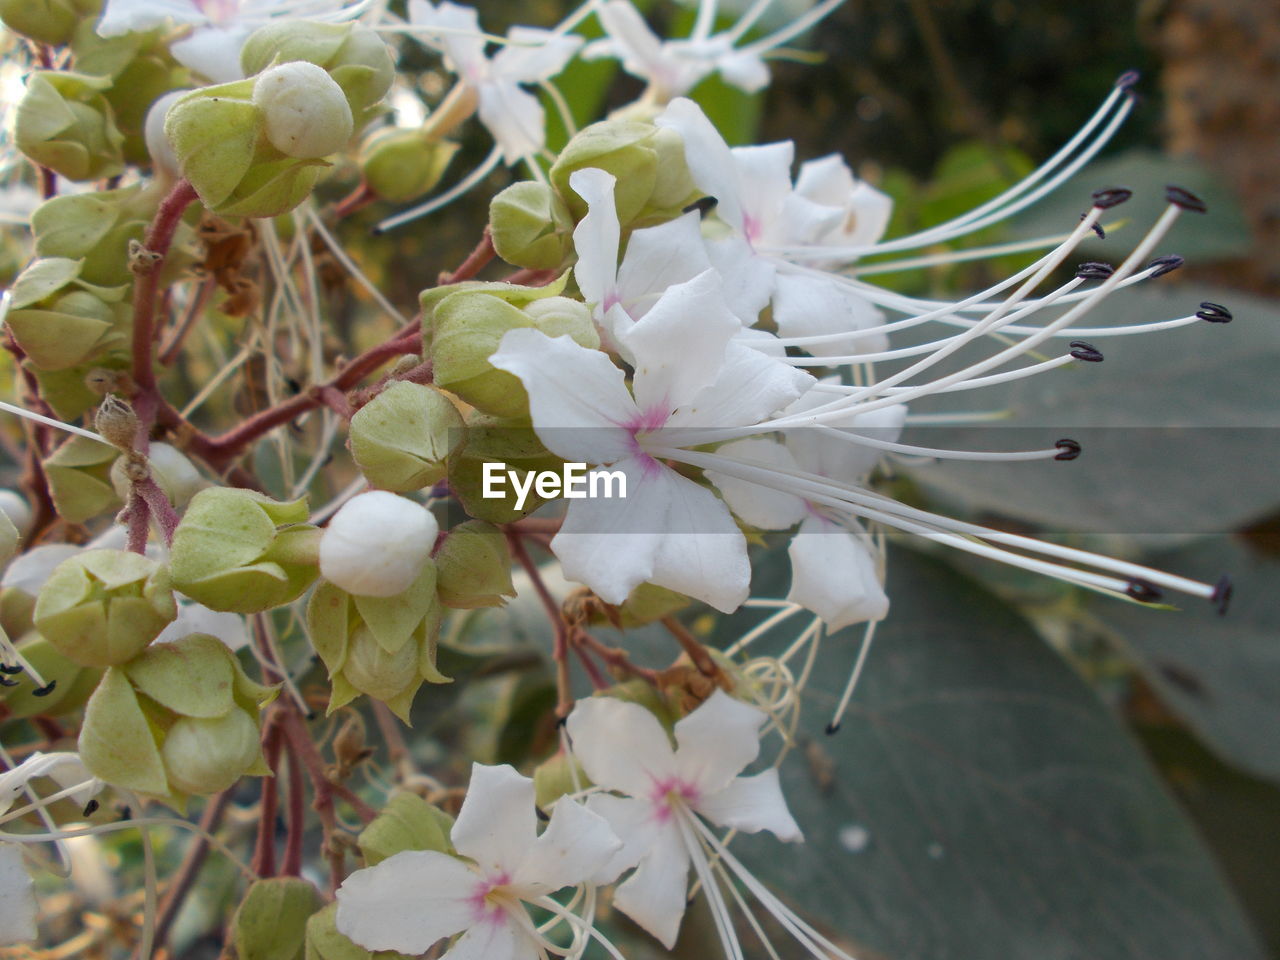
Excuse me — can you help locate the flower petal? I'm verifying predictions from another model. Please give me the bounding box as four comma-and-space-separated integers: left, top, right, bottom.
489, 329, 637, 463
783, 393, 906, 481
170, 26, 252, 82
795, 156, 893, 247
335, 850, 478, 953
704, 438, 807, 530
451, 764, 537, 874
438, 913, 531, 960
409, 1, 487, 79
0, 752, 99, 817
716, 49, 770, 93
695, 768, 803, 841
674, 689, 766, 796
570, 168, 620, 310
772, 271, 888, 359
729, 142, 795, 242
493, 27, 581, 83
96, 0, 205, 36
0, 845, 35, 945
705, 235, 774, 325
584, 793, 661, 883
513, 796, 621, 893
615, 212, 711, 315
477, 81, 546, 164
666, 339, 812, 431
612, 813, 692, 949
566, 696, 677, 799
656, 98, 744, 232
646, 469, 750, 613
786, 514, 889, 629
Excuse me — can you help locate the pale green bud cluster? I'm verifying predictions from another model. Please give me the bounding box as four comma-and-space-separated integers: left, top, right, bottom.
359, 128, 458, 204
0, 632, 104, 718
347, 382, 464, 493
42, 436, 121, 525
14, 71, 125, 181
433, 520, 516, 609
78, 633, 276, 807
446, 414, 563, 523
0, 0, 100, 46
232, 877, 323, 960
169, 489, 320, 614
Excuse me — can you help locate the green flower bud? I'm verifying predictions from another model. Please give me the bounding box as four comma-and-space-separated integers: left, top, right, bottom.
43, 435, 122, 525
433, 521, 515, 610
550, 120, 658, 223
31, 356, 132, 422
307, 564, 449, 723
446, 415, 562, 524
109, 442, 206, 509
0, 0, 100, 46
359, 127, 457, 204
31, 185, 159, 287
357, 792, 455, 866
15, 71, 125, 181
33, 549, 177, 667
488, 181, 573, 270
0, 587, 37, 640
0, 507, 17, 571
169, 489, 319, 614
79, 633, 274, 807
5, 285, 128, 373
533, 752, 589, 809
1, 632, 103, 718
306, 903, 416, 960
349, 382, 464, 493
253, 62, 353, 158
233, 877, 323, 960
646, 125, 699, 216
591, 583, 691, 628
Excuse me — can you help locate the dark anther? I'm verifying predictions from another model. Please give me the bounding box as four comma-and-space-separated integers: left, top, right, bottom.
1211, 575, 1233, 615
286, 377, 302, 394
1054, 438, 1082, 461
1126, 578, 1164, 603
32, 680, 57, 697
82, 798, 100, 817
1080, 213, 1106, 239
1147, 255, 1184, 278
535, 806, 550, 822
1069, 341, 1104, 362
824, 721, 841, 735
1165, 185, 1208, 213
682, 196, 718, 215
1115, 69, 1141, 90
118, 805, 132, 821
305, 710, 318, 721
1076, 261, 1114, 280
0, 676, 17, 687
555, 714, 569, 729
370, 225, 385, 237
1091, 187, 1132, 209
0, 662, 23, 674
1197, 302, 1233, 324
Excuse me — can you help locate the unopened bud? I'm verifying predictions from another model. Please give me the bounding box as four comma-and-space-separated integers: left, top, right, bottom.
253, 62, 354, 159
94, 396, 138, 451
319, 491, 438, 598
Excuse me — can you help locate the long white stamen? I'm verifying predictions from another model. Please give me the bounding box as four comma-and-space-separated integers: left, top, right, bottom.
848, 229, 1084, 276
691, 0, 719, 42
308, 209, 412, 325
738, 0, 848, 57
0, 400, 110, 445
827, 620, 876, 734
675, 808, 746, 960
374, 145, 502, 233
725, 603, 805, 656
811, 424, 1069, 462
722, 0, 780, 43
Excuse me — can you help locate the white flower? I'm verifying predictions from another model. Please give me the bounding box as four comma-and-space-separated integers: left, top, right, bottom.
567, 691, 801, 949
489, 270, 811, 613
407, 1, 582, 165
319, 491, 438, 597
335, 763, 621, 958
96, 0, 360, 83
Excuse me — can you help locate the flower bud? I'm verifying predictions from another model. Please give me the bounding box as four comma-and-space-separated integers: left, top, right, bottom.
79, 633, 274, 807
359, 127, 458, 204
319, 492, 437, 598
31, 184, 164, 287
15, 71, 125, 181
433, 521, 515, 610
5, 276, 127, 372
169, 489, 319, 614
446, 415, 562, 524
357, 792, 455, 866
550, 120, 658, 223
33, 356, 133, 422
33, 549, 177, 667
0, 0, 100, 46
0, 632, 104, 718
144, 89, 189, 181
110, 442, 206, 509
42, 435, 122, 525
488, 181, 573, 270
533, 753, 589, 809
348, 382, 464, 493
306, 903, 416, 960
590, 583, 691, 628
253, 62, 354, 159
233, 877, 323, 960
0, 505, 18, 571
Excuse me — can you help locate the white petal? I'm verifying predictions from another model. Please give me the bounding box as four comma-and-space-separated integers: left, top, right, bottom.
716, 49, 770, 93
335, 850, 478, 953
451, 764, 537, 874
793, 154, 856, 208
786, 515, 889, 629
493, 27, 581, 83
615, 212, 711, 315
583, 793, 661, 883
667, 339, 812, 431
0, 752, 99, 817
155, 601, 250, 650
438, 914, 530, 960
409, 1, 487, 79
621, 270, 739, 416
705, 235, 774, 325
0, 845, 36, 946
170, 26, 251, 83
566, 696, 677, 799
489, 330, 637, 463
1, 544, 80, 595
96, 0, 205, 36
477, 81, 546, 164
776, 192, 845, 247
611, 815, 691, 949
570, 168, 620, 309
704, 438, 807, 530
695, 768, 803, 841
729, 142, 795, 243
772, 271, 888, 359
783, 395, 906, 481
673, 690, 766, 796
512, 796, 621, 893
656, 98, 744, 232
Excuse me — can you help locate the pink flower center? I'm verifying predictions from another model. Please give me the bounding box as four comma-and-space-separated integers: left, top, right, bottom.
622, 405, 671, 480
467, 871, 513, 928
648, 776, 700, 823
742, 212, 762, 249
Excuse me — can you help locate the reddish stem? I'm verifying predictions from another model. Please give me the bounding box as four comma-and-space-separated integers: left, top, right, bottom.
508, 532, 573, 716
282, 744, 306, 877
132, 179, 199, 403
251, 721, 282, 877
439, 228, 496, 285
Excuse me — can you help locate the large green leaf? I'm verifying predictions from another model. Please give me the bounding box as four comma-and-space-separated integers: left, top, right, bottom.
1096, 535, 1280, 783
902, 286, 1280, 537
713, 545, 1264, 960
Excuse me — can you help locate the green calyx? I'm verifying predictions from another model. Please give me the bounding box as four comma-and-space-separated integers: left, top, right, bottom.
15, 71, 125, 182
348, 382, 465, 493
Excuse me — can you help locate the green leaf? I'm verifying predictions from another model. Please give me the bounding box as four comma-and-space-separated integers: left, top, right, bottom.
904, 286, 1280, 539
716, 545, 1265, 960
1097, 535, 1280, 783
